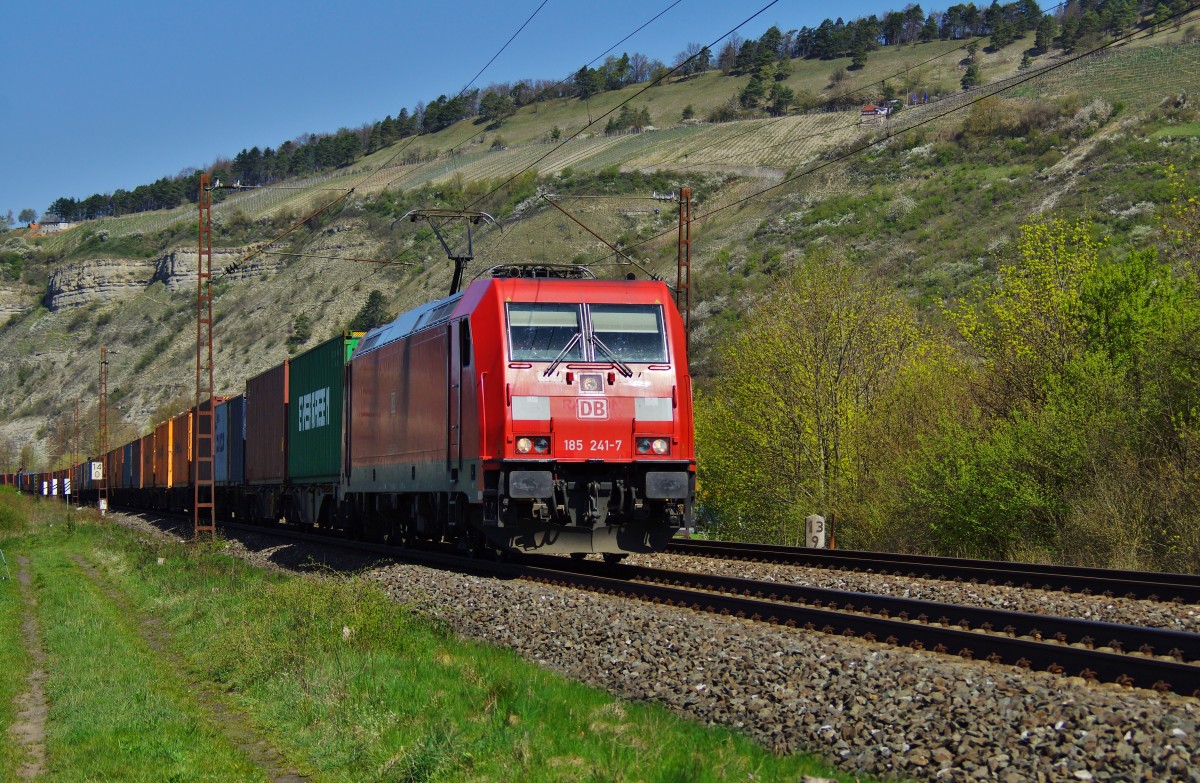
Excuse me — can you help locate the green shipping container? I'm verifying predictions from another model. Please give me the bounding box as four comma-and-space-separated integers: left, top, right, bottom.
287, 331, 363, 483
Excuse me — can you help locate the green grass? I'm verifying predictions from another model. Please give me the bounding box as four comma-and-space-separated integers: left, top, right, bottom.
0, 502, 876, 783
1152, 122, 1200, 137
33, 543, 265, 781
0, 500, 28, 781
99, 528, 865, 783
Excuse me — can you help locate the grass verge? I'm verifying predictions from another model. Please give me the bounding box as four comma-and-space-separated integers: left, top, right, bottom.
3, 499, 877, 782
33, 543, 266, 782
0, 487, 33, 780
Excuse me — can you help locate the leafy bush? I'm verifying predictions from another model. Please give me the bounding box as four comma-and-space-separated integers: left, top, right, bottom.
0, 251, 24, 280
0, 486, 28, 534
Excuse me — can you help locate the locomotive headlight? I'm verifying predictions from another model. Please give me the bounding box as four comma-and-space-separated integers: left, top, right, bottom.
534, 437, 550, 453
636, 438, 670, 455
516, 437, 534, 454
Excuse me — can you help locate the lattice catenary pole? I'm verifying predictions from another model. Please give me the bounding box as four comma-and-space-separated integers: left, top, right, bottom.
194, 173, 216, 539
72, 398, 79, 505
98, 345, 108, 515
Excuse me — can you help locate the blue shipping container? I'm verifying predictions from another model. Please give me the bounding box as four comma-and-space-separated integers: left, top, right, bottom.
226, 395, 245, 486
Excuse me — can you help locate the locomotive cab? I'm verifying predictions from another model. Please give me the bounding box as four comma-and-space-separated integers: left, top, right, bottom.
483, 278, 696, 554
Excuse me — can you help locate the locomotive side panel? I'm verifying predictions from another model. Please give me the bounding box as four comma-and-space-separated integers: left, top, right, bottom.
348, 324, 451, 491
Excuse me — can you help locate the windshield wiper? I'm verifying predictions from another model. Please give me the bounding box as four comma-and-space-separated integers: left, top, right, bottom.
589, 334, 633, 377
543, 332, 583, 376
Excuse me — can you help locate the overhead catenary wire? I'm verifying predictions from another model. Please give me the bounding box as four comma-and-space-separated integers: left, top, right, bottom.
383, 0, 689, 190
376, 0, 698, 258
606, 3, 1200, 275
457, 0, 553, 101
472, 0, 1033, 254
660, 1, 1072, 175
465, 0, 783, 211
259, 251, 414, 265
219, 0, 553, 276
674, 120, 862, 170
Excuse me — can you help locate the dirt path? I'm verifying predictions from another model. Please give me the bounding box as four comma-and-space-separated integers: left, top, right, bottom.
66, 554, 307, 783
10, 556, 47, 781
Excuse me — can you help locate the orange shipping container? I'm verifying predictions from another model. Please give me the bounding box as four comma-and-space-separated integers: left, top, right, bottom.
171, 411, 192, 488
140, 433, 154, 490
154, 420, 173, 488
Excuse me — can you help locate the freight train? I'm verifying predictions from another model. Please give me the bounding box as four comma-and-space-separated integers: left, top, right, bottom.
8, 268, 696, 558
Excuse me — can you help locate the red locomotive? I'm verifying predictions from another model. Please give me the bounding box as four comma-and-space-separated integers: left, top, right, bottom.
344, 269, 696, 557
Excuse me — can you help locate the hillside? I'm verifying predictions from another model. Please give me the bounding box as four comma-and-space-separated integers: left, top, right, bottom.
1, 28, 1198, 481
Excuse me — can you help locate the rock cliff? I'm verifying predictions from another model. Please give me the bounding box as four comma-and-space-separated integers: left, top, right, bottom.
44, 247, 285, 309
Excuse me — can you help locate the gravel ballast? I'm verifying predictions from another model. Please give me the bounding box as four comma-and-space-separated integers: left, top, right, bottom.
112, 514, 1200, 783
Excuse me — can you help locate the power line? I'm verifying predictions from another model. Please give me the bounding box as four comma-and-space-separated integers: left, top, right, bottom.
375, 0, 697, 258
659, 1, 1073, 177
466, 0, 783, 210
457, 0, 552, 98
220, 0, 553, 277
384, 0, 688, 189
675, 119, 862, 171
612, 7, 1200, 274
260, 250, 414, 265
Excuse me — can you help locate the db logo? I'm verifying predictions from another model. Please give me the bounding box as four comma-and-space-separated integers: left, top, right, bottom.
577, 398, 609, 420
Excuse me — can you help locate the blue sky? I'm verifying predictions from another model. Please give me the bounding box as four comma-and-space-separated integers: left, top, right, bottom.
0, 0, 898, 221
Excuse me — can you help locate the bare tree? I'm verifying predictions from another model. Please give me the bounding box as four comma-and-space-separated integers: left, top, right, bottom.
629, 52, 652, 83
718, 34, 744, 73
675, 42, 704, 69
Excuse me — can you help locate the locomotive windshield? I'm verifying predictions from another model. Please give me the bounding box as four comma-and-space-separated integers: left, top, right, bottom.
507, 303, 584, 361
506, 303, 667, 363
590, 305, 667, 363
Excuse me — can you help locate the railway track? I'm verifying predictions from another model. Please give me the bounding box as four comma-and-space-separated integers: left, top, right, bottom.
122, 512, 1200, 697
667, 539, 1200, 604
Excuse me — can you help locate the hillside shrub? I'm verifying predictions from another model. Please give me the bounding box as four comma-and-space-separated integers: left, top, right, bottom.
0, 251, 23, 280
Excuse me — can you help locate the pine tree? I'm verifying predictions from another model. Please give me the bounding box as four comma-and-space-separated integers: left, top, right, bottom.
961, 62, 981, 90
349, 290, 392, 331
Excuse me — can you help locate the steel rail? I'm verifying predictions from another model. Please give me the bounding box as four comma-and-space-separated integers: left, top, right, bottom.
557, 558, 1200, 665
183, 517, 1200, 697
519, 561, 1200, 697
666, 539, 1200, 604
